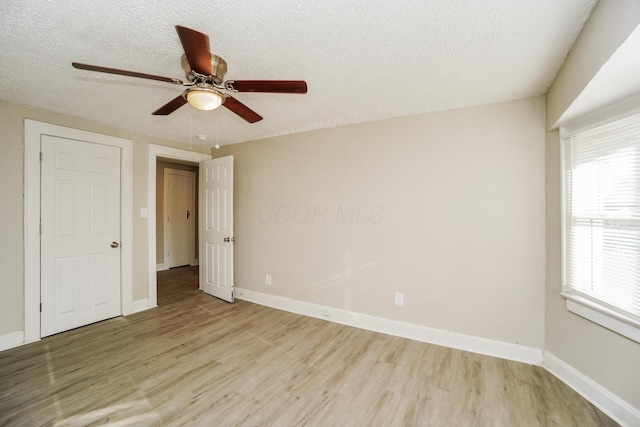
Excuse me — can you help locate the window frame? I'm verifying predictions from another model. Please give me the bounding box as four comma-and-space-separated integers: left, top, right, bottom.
560, 100, 640, 344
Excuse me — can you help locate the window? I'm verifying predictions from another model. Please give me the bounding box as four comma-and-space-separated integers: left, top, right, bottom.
561, 112, 640, 343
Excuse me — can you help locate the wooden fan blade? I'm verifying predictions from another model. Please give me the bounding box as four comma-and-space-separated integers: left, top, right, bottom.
152, 95, 187, 115
228, 80, 307, 94
175, 25, 212, 76
72, 62, 183, 84
222, 96, 263, 123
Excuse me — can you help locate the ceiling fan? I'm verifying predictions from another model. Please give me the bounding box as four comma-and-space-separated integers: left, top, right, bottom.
72, 25, 307, 123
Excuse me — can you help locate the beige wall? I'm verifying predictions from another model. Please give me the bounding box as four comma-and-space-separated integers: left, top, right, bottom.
543, 0, 640, 410
156, 161, 199, 265
0, 100, 209, 335
545, 131, 640, 408
546, 0, 640, 128
217, 97, 546, 348
0, 104, 26, 335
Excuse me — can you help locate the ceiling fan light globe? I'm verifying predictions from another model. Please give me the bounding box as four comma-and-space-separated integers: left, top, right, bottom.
186, 90, 224, 110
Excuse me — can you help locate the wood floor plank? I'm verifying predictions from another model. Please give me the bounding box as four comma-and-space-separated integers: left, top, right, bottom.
0, 266, 618, 426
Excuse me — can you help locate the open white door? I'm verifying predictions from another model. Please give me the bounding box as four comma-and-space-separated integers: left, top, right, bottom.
199, 155, 234, 302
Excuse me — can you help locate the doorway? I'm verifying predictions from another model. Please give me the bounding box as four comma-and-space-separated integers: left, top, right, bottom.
156, 162, 198, 271
146, 145, 211, 309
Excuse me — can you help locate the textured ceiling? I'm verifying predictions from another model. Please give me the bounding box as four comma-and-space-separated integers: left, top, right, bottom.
0, 0, 596, 147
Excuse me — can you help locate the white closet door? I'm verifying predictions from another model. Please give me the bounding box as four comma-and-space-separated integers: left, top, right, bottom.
41, 135, 121, 337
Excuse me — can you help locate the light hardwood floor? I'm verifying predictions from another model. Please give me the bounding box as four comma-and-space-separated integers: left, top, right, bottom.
0, 267, 617, 426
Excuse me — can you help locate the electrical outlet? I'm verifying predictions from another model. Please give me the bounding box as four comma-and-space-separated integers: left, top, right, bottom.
395, 292, 404, 306
265, 274, 272, 286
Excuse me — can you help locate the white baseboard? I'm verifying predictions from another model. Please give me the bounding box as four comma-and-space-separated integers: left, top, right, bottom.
544, 352, 639, 427
234, 287, 543, 366
156, 263, 168, 272
131, 298, 153, 314
0, 331, 25, 352
191, 258, 199, 266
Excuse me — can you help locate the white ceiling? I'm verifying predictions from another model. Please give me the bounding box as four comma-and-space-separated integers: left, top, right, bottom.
0, 0, 596, 147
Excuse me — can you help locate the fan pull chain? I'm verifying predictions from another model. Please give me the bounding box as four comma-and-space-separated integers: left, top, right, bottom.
214, 108, 220, 149
189, 116, 193, 151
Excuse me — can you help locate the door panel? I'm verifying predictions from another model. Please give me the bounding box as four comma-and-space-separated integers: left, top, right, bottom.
41, 135, 122, 337
200, 156, 234, 302
54, 257, 76, 314
90, 183, 108, 234
55, 181, 76, 236
90, 253, 109, 306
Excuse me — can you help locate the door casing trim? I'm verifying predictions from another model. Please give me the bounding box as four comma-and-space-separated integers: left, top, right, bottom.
24, 120, 133, 342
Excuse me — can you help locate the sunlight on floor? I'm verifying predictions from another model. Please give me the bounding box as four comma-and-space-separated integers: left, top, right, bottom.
53, 399, 159, 426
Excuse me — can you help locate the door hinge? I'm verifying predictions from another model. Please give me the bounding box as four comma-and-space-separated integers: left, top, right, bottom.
40, 302, 42, 312
39, 152, 43, 162
39, 224, 42, 235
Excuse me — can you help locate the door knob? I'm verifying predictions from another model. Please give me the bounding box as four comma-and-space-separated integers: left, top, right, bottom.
223, 237, 236, 243
111, 242, 120, 248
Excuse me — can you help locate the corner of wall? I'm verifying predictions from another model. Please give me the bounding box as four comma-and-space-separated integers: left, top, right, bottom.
546, 0, 640, 129
544, 352, 640, 426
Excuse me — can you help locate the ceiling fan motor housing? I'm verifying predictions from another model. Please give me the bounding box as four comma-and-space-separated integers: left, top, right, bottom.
181, 54, 227, 85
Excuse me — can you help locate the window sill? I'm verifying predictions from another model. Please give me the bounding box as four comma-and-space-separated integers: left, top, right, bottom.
562, 293, 640, 344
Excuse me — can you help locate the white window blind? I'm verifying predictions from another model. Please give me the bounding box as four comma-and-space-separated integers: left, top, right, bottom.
562, 112, 640, 337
